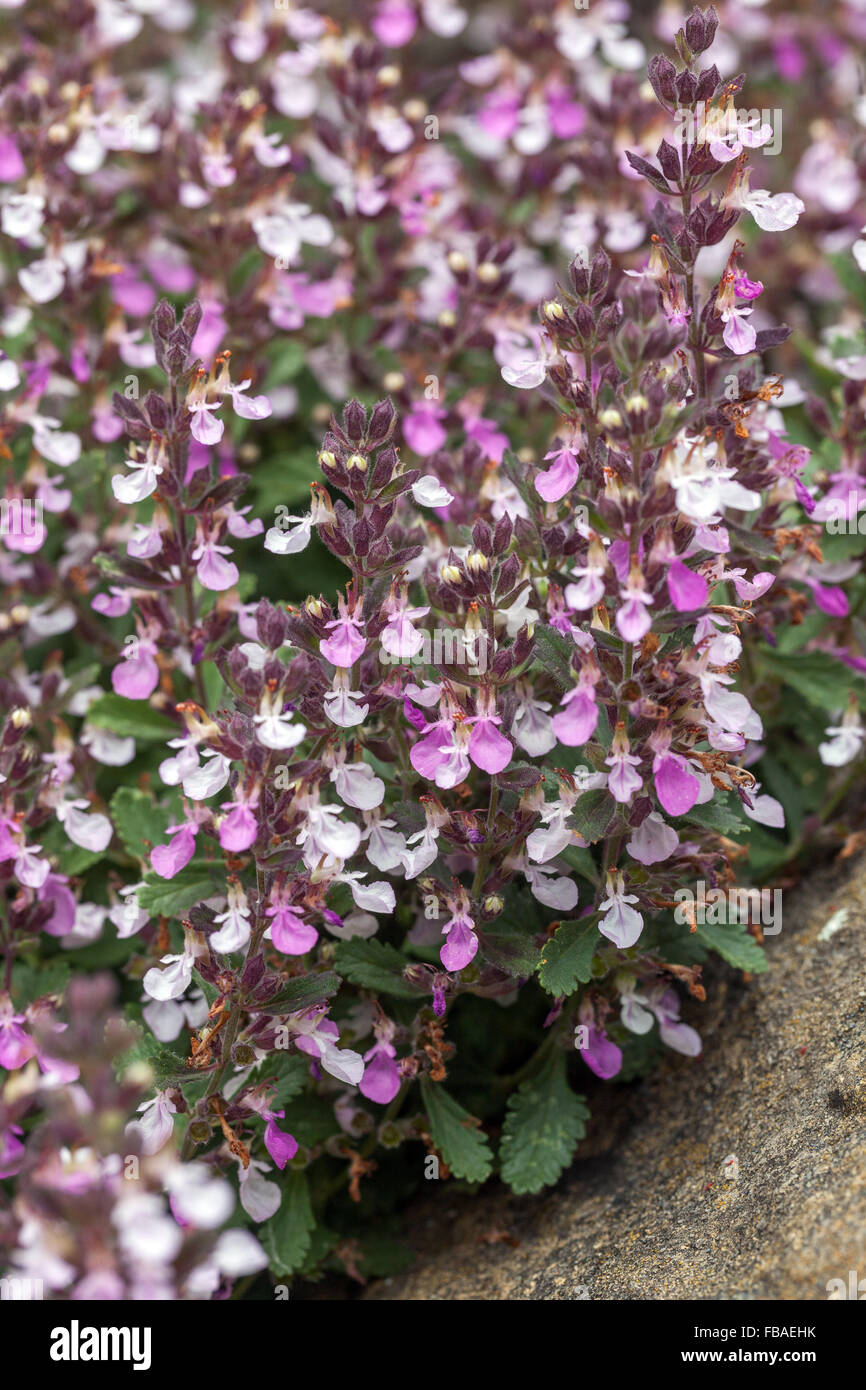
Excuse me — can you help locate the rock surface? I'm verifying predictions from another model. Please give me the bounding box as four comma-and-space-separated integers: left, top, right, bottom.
365, 856, 866, 1300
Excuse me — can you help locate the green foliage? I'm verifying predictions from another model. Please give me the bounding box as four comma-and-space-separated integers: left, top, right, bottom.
137, 862, 227, 917
332, 938, 420, 997
85, 694, 178, 740
500, 1051, 590, 1194
110, 787, 172, 865
538, 916, 598, 996
695, 922, 769, 974
260, 1170, 317, 1278
419, 1077, 494, 1183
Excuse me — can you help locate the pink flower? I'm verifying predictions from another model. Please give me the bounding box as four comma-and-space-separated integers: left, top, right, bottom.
320, 601, 366, 668
467, 695, 512, 774
581, 1025, 622, 1079
0, 136, 25, 182
264, 1111, 299, 1169
92, 587, 132, 618
440, 910, 478, 972
187, 398, 224, 445
218, 801, 258, 853
223, 379, 272, 421
534, 445, 580, 502
151, 822, 198, 879
404, 403, 447, 456
651, 738, 700, 817
667, 559, 708, 611
192, 537, 239, 591
0, 997, 36, 1070
722, 305, 756, 355
112, 639, 159, 699
552, 669, 599, 746
267, 904, 319, 955
360, 1042, 401, 1104
372, 0, 418, 46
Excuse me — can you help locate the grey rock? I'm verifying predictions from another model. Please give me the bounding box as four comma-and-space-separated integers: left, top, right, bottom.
365, 856, 866, 1300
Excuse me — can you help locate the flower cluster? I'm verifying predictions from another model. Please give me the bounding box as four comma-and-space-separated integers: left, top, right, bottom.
2, 0, 866, 1295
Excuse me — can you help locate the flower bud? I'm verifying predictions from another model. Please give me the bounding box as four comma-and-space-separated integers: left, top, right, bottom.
477, 261, 500, 284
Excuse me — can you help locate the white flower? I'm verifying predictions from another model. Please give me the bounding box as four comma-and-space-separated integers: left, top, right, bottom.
743, 189, 804, 233
411, 475, 454, 507
143, 949, 194, 1002
254, 688, 306, 750
126, 1090, 177, 1155
252, 201, 332, 267
56, 799, 113, 852
183, 750, 232, 800
819, 707, 865, 767
330, 760, 385, 810
214, 1229, 269, 1276
112, 457, 163, 505
334, 871, 396, 914
210, 883, 252, 953
19, 256, 65, 303
598, 870, 643, 948
166, 1163, 235, 1230
2, 192, 45, 240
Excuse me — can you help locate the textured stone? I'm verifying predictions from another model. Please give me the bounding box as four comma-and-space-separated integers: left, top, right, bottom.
365, 856, 866, 1300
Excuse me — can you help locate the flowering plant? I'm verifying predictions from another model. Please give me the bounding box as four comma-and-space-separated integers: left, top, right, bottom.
1, 0, 865, 1296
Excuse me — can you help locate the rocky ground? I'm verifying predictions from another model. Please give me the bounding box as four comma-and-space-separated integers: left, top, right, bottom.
363, 855, 866, 1300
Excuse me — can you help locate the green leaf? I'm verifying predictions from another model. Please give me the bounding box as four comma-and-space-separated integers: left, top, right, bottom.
254, 970, 341, 1015
500, 1051, 590, 1194
561, 844, 599, 886
679, 798, 750, 836
86, 694, 178, 740
11, 958, 70, 1006
110, 788, 172, 865
419, 1077, 493, 1183
113, 1028, 188, 1087
332, 938, 419, 997
759, 650, 865, 711
532, 625, 575, 691
568, 789, 616, 844
261, 1170, 316, 1278
252, 1053, 310, 1106
695, 921, 769, 973
538, 916, 598, 997
479, 925, 542, 978
829, 252, 866, 316
266, 340, 306, 384
137, 862, 226, 918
